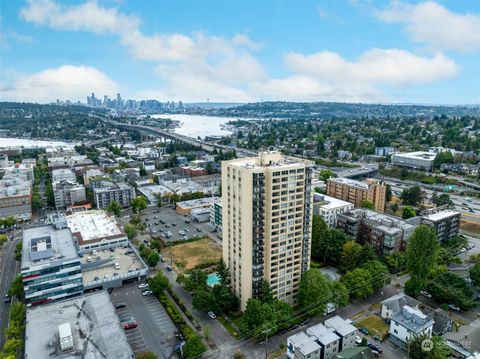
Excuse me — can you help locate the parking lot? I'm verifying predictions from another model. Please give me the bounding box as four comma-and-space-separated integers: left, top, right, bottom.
110, 282, 177, 358
132, 206, 221, 243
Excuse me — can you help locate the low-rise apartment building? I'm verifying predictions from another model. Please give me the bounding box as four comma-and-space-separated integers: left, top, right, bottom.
420, 208, 461, 242
314, 193, 354, 227
51, 168, 76, 183
306, 323, 340, 359
93, 181, 136, 208
287, 332, 321, 359
324, 316, 357, 351
336, 209, 416, 255
0, 176, 32, 221
53, 180, 86, 209
326, 178, 386, 213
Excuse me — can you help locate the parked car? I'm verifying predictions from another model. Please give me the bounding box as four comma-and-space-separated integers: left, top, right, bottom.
208, 311, 217, 319
355, 336, 362, 345
4, 294, 11, 303
138, 283, 149, 289
172, 223, 177, 227
360, 328, 369, 335
196, 228, 202, 232
115, 303, 127, 310
123, 321, 138, 330
142, 290, 153, 296
449, 304, 461, 312
420, 291, 432, 298
368, 343, 382, 353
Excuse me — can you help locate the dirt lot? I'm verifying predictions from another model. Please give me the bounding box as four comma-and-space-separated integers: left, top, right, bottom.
460, 219, 480, 236
162, 237, 222, 272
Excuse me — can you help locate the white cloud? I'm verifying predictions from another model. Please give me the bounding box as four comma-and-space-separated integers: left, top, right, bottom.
0, 65, 118, 102
376, 1, 480, 52
285, 49, 459, 87
17, 0, 461, 103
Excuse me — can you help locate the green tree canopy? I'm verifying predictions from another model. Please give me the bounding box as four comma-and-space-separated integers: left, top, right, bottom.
408, 333, 451, 359
361, 200, 375, 210
183, 335, 207, 359
148, 271, 171, 295
406, 225, 440, 283
402, 205, 417, 219
469, 262, 480, 287
361, 260, 391, 290
146, 252, 160, 267
105, 200, 122, 217
400, 186, 425, 206
131, 196, 148, 214
341, 268, 374, 299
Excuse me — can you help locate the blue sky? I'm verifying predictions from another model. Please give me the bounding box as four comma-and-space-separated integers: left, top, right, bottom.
1, 0, 479, 104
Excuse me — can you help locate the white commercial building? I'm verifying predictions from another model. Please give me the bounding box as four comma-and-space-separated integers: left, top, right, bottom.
66, 210, 128, 253
313, 194, 354, 227
391, 151, 437, 171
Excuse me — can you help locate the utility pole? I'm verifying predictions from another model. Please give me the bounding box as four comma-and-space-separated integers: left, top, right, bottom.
263, 327, 271, 359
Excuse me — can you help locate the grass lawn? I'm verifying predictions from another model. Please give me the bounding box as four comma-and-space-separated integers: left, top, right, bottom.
217, 316, 240, 338
357, 315, 389, 339
162, 237, 222, 272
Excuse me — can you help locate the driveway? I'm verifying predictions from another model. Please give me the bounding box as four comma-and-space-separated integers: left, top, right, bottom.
110, 282, 177, 358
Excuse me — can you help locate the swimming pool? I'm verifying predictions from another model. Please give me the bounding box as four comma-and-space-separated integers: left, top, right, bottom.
207, 273, 220, 287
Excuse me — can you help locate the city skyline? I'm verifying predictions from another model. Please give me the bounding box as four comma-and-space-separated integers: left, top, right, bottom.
1, 0, 480, 105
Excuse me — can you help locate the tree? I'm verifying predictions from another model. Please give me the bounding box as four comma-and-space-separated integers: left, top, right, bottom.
258, 280, 274, 304
332, 281, 349, 308
106, 200, 122, 217
434, 151, 454, 170
469, 262, 480, 287
319, 169, 335, 182
14, 242, 22, 261
408, 333, 451, 359
361, 260, 391, 290
7, 275, 24, 300
339, 241, 363, 273
148, 271, 170, 295
433, 194, 453, 207
146, 252, 160, 267
211, 284, 238, 313
311, 215, 328, 261
426, 272, 476, 310
298, 270, 334, 316
361, 200, 375, 210
192, 289, 218, 312
183, 335, 207, 359
341, 268, 374, 299
124, 224, 138, 240
391, 203, 399, 214
405, 275, 425, 298
406, 225, 440, 287
386, 184, 392, 202
402, 205, 417, 219
400, 186, 425, 206
136, 352, 157, 359
217, 259, 231, 287
131, 196, 148, 214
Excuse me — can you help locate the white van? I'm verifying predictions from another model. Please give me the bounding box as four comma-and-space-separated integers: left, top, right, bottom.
114, 262, 120, 270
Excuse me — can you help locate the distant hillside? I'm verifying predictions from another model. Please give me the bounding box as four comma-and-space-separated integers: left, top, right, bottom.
195, 101, 480, 119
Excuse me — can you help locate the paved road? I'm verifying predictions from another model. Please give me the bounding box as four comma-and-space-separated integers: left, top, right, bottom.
0, 235, 21, 348
110, 282, 177, 358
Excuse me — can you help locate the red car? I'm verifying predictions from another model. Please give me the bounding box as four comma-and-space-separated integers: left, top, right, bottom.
123, 321, 138, 330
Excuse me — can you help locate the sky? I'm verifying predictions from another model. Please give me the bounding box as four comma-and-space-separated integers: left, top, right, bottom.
0, 0, 479, 104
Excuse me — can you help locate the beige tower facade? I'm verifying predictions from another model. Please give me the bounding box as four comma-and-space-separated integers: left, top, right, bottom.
222, 152, 314, 310
326, 178, 386, 213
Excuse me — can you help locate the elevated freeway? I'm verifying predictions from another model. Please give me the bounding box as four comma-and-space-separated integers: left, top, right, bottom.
94, 115, 258, 158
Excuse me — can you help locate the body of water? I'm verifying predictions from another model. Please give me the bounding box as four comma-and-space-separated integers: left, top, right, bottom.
151, 114, 234, 138
0, 137, 76, 149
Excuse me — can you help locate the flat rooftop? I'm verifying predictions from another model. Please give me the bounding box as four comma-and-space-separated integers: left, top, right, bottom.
329, 177, 369, 190
423, 210, 460, 222
25, 291, 133, 359
137, 184, 172, 203
307, 323, 339, 345
21, 225, 78, 269
314, 193, 354, 209
81, 246, 145, 285
226, 151, 314, 169
393, 151, 436, 160
67, 210, 124, 243
177, 197, 219, 209
324, 315, 357, 337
